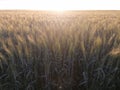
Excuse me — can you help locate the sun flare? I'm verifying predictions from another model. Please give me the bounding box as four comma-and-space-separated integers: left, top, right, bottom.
0, 0, 120, 10
30, 0, 71, 11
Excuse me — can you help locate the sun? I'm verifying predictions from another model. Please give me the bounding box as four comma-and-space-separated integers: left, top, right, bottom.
32, 0, 69, 11
0, 0, 69, 11
1, 0, 119, 10
0, 0, 105, 11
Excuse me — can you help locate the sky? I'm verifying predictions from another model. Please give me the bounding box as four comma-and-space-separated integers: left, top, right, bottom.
0, 0, 120, 10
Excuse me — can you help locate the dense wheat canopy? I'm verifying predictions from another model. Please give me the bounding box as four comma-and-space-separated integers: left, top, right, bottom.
0, 11, 120, 90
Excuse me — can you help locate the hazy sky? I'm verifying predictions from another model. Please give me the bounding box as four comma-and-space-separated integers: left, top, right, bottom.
0, 0, 120, 10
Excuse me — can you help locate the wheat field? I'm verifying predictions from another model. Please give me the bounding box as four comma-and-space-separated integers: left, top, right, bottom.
0, 10, 120, 90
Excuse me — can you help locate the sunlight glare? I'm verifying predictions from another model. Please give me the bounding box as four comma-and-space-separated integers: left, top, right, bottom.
0, 0, 120, 10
